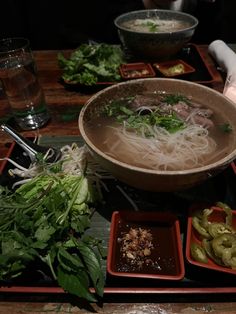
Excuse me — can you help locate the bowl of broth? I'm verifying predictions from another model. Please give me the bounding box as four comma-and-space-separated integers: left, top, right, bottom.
114, 9, 198, 59
78, 78, 236, 192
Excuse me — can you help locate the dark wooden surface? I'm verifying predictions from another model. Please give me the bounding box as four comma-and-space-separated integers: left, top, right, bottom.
1, 45, 235, 314
0, 46, 223, 160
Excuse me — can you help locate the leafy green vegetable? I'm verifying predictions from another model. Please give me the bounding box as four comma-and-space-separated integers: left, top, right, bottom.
103, 98, 186, 135
0, 171, 105, 302
58, 43, 125, 86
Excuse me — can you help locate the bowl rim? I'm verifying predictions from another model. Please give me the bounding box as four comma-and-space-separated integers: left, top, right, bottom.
114, 9, 199, 35
78, 77, 236, 176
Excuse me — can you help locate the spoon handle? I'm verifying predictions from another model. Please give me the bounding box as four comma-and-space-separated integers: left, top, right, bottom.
1, 124, 46, 161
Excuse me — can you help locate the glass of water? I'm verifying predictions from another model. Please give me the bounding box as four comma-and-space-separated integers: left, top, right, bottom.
0, 37, 50, 130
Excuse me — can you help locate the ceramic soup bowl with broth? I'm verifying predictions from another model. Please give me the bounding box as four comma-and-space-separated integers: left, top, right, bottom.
78, 78, 236, 192
114, 9, 198, 59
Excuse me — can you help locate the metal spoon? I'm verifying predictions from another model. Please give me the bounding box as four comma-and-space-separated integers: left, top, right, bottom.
1, 124, 61, 163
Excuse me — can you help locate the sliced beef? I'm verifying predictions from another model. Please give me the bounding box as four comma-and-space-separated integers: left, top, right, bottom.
130, 94, 161, 110
194, 108, 213, 118
172, 103, 214, 128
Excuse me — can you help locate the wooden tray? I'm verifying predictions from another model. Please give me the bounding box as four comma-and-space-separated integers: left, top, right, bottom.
61, 44, 216, 92
1, 136, 236, 298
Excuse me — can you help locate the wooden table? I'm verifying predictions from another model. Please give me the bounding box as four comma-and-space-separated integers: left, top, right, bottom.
1, 45, 236, 314
0, 45, 224, 160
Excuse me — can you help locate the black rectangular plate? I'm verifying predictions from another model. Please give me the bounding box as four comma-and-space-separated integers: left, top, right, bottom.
61, 44, 216, 93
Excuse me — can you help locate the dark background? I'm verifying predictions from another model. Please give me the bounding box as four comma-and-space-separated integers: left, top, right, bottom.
0, 0, 236, 50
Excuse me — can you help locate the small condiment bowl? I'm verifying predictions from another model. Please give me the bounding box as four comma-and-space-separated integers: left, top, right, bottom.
107, 210, 185, 280
119, 62, 156, 80
186, 203, 236, 275
153, 59, 195, 77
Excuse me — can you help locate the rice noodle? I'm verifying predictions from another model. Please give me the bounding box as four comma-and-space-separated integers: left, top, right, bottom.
104, 124, 217, 171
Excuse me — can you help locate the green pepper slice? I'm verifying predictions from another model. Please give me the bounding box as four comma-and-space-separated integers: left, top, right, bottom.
201, 208, 213, 230
202, 239, 225, 266
222, 247, 236, 269
190, 242, 208, 264
208, 222, 234, 238
192, 216, 211, 239
211, 233, 236, 258
216, 201, 233, 226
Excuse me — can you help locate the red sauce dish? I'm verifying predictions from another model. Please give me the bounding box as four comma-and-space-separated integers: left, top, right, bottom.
119, 63, 156, 80
153, 59, 195, 77
186, 203, 236, 275
107, 211, 185, 280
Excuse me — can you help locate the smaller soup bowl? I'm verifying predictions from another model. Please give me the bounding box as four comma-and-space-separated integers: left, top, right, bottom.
114, 9, 198, 59
78, 78, 236, 192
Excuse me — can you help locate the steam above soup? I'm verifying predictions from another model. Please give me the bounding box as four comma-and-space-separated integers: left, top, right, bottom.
84, 92, 232, 171
121, 18, 190, 33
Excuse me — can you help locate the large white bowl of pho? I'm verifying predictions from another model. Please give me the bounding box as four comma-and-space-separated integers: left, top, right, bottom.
114, 9, 198, 59
79, 78, 236, 192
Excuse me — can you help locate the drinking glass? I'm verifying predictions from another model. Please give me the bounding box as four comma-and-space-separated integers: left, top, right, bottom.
0, 37, 50, 130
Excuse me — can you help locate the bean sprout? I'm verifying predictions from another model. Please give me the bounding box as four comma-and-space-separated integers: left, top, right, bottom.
1, 143, 139, 210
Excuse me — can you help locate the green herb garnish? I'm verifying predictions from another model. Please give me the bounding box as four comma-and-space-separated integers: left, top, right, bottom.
0, 168, 105, 302
219, 123, 233, 133
58, 43, 125, 86
102, 98, 186, 135
162, 94, 190, 105
143, 21, 159, 32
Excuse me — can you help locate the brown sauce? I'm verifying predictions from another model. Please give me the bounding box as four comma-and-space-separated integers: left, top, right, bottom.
114, 220, 179, 275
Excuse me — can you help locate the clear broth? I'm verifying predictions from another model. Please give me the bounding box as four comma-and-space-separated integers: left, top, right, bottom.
121, 18, 190, 33
84, 93, 233, 171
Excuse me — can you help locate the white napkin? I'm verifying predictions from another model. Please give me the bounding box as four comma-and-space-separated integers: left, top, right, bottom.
208, 40, 236, 103
208, 40, 236, 79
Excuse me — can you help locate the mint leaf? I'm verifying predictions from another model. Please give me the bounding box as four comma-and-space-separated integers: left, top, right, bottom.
74, 239, 105, 297
57, 266, 97, 302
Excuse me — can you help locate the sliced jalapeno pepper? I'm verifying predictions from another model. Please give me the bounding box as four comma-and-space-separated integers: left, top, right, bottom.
222, 247, 236, 269
216, 201, 233, 226
208, 222, 233, 238
211, 233, 236, 258
201, 208, 213, 230
192, 216, 211, 239
202, 239, 224, 266
190, 242, 208, 264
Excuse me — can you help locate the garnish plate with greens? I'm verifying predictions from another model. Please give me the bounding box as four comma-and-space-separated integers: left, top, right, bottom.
58, 43, 216, 87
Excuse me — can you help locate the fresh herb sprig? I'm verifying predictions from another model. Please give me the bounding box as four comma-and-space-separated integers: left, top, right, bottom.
0, 171, 105, 302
